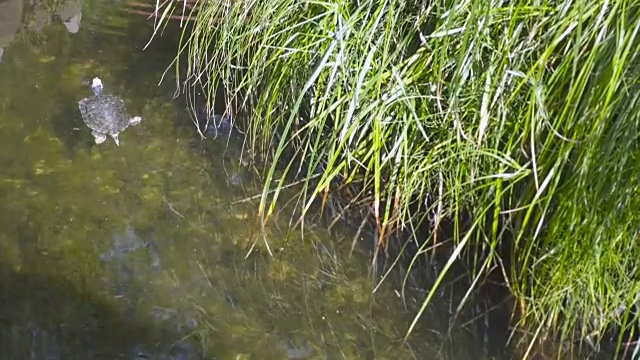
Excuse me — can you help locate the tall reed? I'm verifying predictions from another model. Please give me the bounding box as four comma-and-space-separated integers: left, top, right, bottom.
151, 0, 640, 355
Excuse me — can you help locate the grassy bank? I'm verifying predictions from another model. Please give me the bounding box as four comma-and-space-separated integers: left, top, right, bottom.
151, 0, 640, 356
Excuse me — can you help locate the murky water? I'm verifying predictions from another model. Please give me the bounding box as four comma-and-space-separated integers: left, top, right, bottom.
0, 1, 498, 359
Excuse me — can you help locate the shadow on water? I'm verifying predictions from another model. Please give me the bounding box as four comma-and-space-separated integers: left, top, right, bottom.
0, 256, 197, 359
0, 0, 509, 359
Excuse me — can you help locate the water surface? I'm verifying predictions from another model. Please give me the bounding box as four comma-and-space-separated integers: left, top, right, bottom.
0, 1, 496, 359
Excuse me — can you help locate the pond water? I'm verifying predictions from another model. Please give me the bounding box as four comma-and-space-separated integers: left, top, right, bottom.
0, 1, 500, 359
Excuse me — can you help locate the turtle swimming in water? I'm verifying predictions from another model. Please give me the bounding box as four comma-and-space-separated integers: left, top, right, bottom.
78, 77, 142, 146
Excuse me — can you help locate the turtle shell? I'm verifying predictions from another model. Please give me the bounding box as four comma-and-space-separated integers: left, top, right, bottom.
78, 92, 132, 135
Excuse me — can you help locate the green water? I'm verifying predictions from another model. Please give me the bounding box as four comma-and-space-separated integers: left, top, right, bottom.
0, 1, 497, 359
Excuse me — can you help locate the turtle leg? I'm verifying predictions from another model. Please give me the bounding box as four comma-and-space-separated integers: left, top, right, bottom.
129, 116, 142, 126
92, 131, 107, 145
111, 133, 121, 146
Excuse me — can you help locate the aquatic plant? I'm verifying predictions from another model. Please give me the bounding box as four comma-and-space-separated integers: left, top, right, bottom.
150, 0, 640, 356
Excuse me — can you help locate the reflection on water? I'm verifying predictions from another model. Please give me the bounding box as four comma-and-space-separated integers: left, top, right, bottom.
0, 0, 23, 62
1, 0, 84, 64
56, 0, 83, 34
0, 1, 496, 359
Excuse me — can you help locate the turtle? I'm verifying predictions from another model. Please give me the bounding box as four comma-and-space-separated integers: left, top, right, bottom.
78, 77, 142, 146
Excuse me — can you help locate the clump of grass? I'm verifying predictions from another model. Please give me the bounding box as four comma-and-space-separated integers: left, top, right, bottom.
150, 0, 640, 356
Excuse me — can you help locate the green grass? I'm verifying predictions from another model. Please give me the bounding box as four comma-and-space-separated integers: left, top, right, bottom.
150, 0, 640, 356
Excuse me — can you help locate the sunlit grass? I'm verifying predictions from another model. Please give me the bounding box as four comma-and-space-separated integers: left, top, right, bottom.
151, 0, 640, 356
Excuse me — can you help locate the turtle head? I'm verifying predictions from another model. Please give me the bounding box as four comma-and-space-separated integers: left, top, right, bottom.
91, 77, 103, 95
